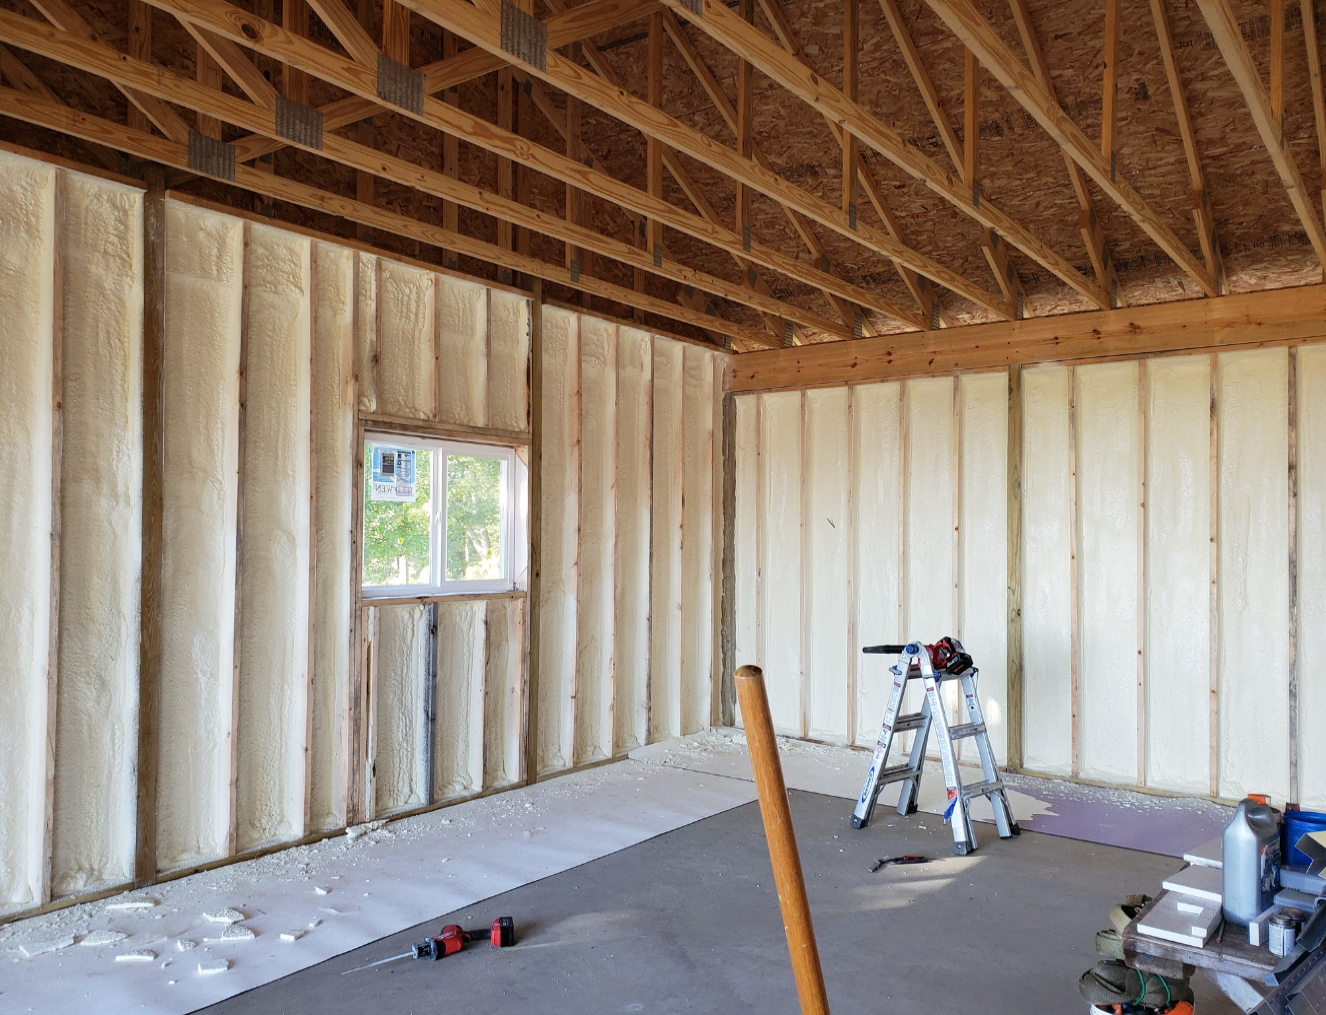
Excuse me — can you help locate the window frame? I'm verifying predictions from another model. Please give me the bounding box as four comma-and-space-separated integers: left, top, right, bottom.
360, 430, 527, 599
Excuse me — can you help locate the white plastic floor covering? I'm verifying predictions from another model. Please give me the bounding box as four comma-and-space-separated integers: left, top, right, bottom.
0, 731, 1212, 1014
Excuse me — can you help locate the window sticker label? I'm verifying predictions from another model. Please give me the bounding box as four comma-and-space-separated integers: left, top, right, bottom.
370, 446, 417, 502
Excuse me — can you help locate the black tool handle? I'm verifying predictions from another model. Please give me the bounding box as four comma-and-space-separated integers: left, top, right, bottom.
862, 644, 907, 655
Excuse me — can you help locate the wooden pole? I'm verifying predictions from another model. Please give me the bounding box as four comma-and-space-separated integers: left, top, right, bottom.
733, 664, 831, 1015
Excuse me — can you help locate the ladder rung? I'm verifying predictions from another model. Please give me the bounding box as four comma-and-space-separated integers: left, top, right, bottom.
894, 713, 927, 733
948, 722, 985, 740
960, 779, 1003, 801
877, 763, 920, 786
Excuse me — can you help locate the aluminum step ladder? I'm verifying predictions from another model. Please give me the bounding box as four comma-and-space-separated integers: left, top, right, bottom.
850, 638, 1020, 855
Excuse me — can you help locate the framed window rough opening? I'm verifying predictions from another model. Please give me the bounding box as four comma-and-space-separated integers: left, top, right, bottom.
361, 431, 528, 598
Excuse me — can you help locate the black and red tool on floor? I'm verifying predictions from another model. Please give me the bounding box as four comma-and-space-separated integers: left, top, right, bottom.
342, 916, 515, 974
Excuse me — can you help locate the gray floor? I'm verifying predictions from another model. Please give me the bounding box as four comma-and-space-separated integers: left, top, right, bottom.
199, 791, 1239, 1014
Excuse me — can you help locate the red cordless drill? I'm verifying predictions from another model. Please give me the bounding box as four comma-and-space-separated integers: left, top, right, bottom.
413, 916, 516, 960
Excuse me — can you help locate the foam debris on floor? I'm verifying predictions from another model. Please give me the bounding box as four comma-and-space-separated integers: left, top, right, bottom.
0, 729, 1235, 1014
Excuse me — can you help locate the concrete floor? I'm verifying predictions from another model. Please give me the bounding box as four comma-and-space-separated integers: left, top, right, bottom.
199, 791, 1240, 1014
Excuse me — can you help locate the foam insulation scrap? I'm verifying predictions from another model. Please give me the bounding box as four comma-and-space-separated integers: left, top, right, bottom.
345, 819, 388, 841
79, 930, 128, 946
19, 935, 74, 957
202, 908, 246, 924
116, 949, 157, 962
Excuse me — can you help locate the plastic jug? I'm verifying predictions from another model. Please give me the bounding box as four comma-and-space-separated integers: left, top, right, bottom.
1222, 798, 1283, 925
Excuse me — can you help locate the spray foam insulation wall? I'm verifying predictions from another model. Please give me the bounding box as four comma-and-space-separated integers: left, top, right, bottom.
235, 225, 314, 852
735, 349, 1326, 805
0, 152, 57, 913
52, 172, 144, 897
0, 160, 543, 915
733, 376, 1007, 757
310, 243, 356, 833
158, 202, 244, 871
535, 307, 723, 775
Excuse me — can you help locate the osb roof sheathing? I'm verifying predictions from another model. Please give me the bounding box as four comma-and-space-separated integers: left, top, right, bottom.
0, 0, 1321, 343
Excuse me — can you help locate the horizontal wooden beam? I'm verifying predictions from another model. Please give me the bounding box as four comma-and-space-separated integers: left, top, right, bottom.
0, 84, 765, 346
392, 0, 1010, 320
727, 284, 1326, 390
226, 0, 664, 166
656, 0, 1105, 311
132, 0, 925, 329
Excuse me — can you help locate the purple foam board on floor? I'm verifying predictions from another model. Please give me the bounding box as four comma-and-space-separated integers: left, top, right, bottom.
1003, 773, 1233, 858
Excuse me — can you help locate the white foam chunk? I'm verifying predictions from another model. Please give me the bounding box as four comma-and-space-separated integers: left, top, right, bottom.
115, 950, 157, 963
175, 939, 197, 952
1183, 836, 1223, 869
1137, 891, 1222, 947
203, 908, 246, 924
1162, 864, 1223, 904
197, 959, 230, 975
106, 897, 158, 911
19, 935, 74, 958
280, 930, 304, 942
80, 930, 128, 947
345, 819, 387, 841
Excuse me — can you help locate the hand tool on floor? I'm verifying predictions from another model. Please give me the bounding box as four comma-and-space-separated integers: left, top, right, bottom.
736, 664, 831, 1015
852, 638, 1019, 855
341, 916, 515, 974
869, 855, 927, 873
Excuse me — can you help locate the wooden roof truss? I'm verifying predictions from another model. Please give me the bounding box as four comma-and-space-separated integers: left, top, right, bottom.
0, 0, 1320, 349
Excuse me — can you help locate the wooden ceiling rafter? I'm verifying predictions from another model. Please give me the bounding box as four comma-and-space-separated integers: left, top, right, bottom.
0, 83, 768, 344
27, 0, 190, 142
1006, 0, 1125, 306
394, 0, 1012, 321
875, 0, 1027, 316
752, 0, 947, 327
1195, 0, 1326, 270
1302, 0, 1326, 230
923, 0, 1219, 296
0, 39, 120, 170
1147, 0, 1224, 290
140, 0, 926, 331
655, 6, 861, 342
214, 0, 665, 171
0, 7, 870, 344
652, 0, 1102, 313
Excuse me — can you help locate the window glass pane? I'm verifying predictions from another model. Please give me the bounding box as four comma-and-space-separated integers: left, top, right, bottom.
445, 454, 503, 581
363, 443, 433, 586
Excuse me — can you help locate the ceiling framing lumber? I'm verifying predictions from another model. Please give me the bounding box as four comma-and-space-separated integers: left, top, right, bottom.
1194, 0, 1326, 270
126, 0, 152, 134
1006, 0, 1124, 305
389, 0, 1013, 319
26, 0, 190, 143
658, 6, 875, 336
924, 0, 1218, 296
1101, 0, 1119, 167
540, 3, 792, 345
0, 86, 766, 346
0, 8, 855, 344
728, 284, 1326, 392
0, 41, 119, 171
303, 0, 379, 64
132, 0, 926, 330
651, 0, 1102, 311
753, 0, 945, 326
1303, 0, 1326, 229
1148, 0, 1224, 289
223, 0, 665, 168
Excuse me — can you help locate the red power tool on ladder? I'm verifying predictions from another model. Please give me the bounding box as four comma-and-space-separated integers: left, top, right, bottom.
343, 917, 516, 973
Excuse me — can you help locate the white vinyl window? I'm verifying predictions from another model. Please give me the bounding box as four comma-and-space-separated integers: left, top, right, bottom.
361, 433, 527, 597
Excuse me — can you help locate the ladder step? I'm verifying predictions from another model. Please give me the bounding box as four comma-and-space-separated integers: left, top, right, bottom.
948, 722, 985, 740
894, 713, 927, 733
960, 779, 1004, 801
876, 763, 920, 786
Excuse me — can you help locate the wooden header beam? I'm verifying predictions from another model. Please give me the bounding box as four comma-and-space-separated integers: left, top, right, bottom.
727, 284, 1326, 391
